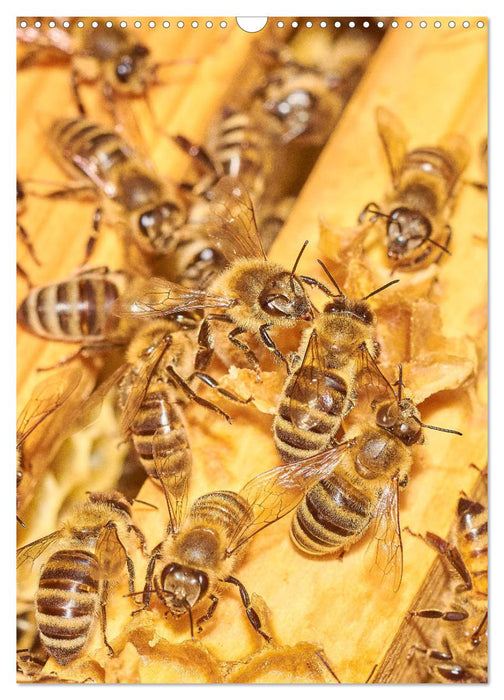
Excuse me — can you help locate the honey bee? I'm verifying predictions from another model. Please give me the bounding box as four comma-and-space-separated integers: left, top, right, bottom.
359, 107, 470, 270
114, 177, 313, 373
406, 469, 487, 683
289, 365, 462, 589
17, 267, 127, 366
16, 491, 147, 666
117, 313, 244, 496
274, 259, 398, 463
47, 117, 188, 260
16, 367, 82, 526
17, 20, 160, 116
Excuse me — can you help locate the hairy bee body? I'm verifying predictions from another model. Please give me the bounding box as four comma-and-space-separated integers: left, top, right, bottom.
291, 426, 411, 556
17, 270, 124, 343
17, 492, 142, 666
50, 117, 187, 254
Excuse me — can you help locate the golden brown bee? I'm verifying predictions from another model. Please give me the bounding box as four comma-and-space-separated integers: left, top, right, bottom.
114, 177, 313, 373
359, 106, 470, 270
47, 117, 188, 259
16, 367, 82, 526
406, 469, 487, 683
16, 491, 147, 666
117, 313, 241, 496
17, 20, 159, 115
274, 260, 398, 463
289, 365, 462, 590
17, 267, 126, 349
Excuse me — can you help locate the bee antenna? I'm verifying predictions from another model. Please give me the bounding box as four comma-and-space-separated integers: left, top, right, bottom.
130, 498, 158, 510
316, 259, 343, 295
411, 414, 463, 436
291, 240, 309, 277
425, 237, 452, 255
396, 364, 404, 402
362, 278, 400, 300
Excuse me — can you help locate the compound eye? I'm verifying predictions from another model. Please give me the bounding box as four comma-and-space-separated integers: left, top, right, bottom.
261, 293, 290, 316
116, 58, 134, 83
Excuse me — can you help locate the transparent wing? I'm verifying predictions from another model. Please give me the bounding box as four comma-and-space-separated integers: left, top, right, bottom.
202, 176, 267, 261
16, 366, 82, 448
226, 443, 353, 555
119, 335, 171, 434
289, 330, 342, 431
16, 530, 62, 570
152, 428, 190, 535
366, 477, 403, 592
376, 106, 409, 189
112, 277, 234, 319
95, 525, 127, 579
352, 347, 397, 424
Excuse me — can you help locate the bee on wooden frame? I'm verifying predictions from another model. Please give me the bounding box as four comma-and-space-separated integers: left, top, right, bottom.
359, 106, 469, 271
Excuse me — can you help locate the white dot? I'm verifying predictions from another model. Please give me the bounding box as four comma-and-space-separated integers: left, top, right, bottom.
192, 21, 198, 28
220, 21, 227, 28
448, 21, 456, 28
177, 21, 184, 28
206, 21, 212, 28
135, 21, 141, 28
334, 21, 341, 28
292, 21, 298, 28
277, 21, 284, 28
306, 21, 313, 28
120, 21, 127, 28
320, 21, 327, 28
19, 20, 27, 28
163, 21, 170, 28
463, 21, 470, 28
34, 20, 41, 28
405, 21, 413, 28
48, 20, 56, 28
348, 21, 355, 28
434, 21, 442, 28
362, 21, 369, 28
391, 21, 398, 28
377, 21, 384, 28
420, 20, 427, 28
477, 21, 484, 28
77, 21, 84, 28
92, 20, 98, 28
149, 21, 156, 28
106, 21, 113, 28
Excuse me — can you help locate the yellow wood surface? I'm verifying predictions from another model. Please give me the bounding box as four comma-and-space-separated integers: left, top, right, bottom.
17, 18, 487, 683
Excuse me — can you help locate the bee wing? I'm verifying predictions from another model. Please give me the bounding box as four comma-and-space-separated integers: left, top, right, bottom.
202, 176, 267, 261
353, 348, 396, 423
366, 476, 403, 592
376, 106, 409, 189
112, 277, 234, 319
16, 366, 82, 448
439, 134, 471, 179
95, 525, 128, 579
16, 530, 63, 570
152, 429, 190, 535
119, 335, 172, 434
289, 330, 339, 431
225, 443, 352, 555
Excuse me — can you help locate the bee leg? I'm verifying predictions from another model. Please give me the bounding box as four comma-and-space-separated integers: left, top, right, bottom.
407, 643, 473, 682
79, 207, 102, 267
196, 595, 219, 633
167, 366, 231, 423
100, 580, 115, 657
35, 342, 122, 372
17, 221, 41, 266
195, 314, 232, 371
227, 327, 261, 376
16, 262, 33, 288
187, 371, 252, 404
128, 524, 149, 556
299, 275, 335, 298
406, 609, 469, 622
132, 545, 162, 614
433, 224, 453, 264
70, 69, 86, 116
358, 202, 382, 224
224, 575, 272, 642
259, 324, 289, 373
403, 527, 472, 589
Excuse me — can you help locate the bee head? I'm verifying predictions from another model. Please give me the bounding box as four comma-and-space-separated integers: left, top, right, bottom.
159, 563, 209, 615
259, 272, 312, 320
386, 207, 432, 258
137, 200, 186, 252
375, 398, 424, 446
114, 44, 150, 89
323, 296, 374, 325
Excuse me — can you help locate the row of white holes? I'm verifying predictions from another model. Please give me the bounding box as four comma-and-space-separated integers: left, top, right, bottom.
18, 19, 486, 30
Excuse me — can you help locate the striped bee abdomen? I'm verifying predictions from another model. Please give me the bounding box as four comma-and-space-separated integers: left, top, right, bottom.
17, 274, 121, 342
35, 549, 101, 666
274, 369, 348, 463
130, 385, 191, 493
290, 472, 372, 556
190, 490, 251, 539
457, 497, 488, 598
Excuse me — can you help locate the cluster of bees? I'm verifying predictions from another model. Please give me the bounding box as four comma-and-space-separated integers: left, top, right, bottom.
16, 18, 487, 684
